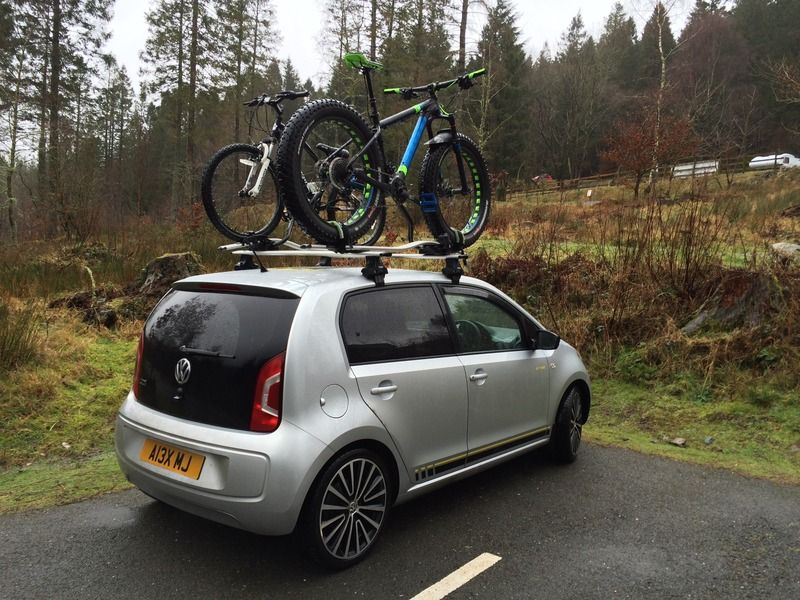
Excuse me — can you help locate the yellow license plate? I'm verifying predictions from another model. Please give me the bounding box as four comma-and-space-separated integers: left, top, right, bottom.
139, 439, 205, 480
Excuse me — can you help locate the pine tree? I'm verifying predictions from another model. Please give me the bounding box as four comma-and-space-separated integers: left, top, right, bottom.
141, 0, 211, 205
637, 2, 676, 88
20, 0, 113, 237
470, 0, 530, 177
529, 14, 607, 178
597, 2, 638, 90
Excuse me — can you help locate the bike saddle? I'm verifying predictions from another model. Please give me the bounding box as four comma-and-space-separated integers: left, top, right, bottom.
343, 52, 383, 71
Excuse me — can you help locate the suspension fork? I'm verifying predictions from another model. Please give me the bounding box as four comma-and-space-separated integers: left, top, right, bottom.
444, 115, 470, 193
242, 141, 273, 197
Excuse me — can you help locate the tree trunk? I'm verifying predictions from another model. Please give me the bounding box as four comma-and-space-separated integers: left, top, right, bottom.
234, 4, 244, 142
370, 0, 378, 60
5, 57, 23, 243
187, 0, 199, 187
458, 0, 468, 71
37, 8, 51, 206
648, 8, 667, 199
385, 0, 396, 41
172, 2, 186, 206
48, 0, 63, 232
249, 0, 260, 97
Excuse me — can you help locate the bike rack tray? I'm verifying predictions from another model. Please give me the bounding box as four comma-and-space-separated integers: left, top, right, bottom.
220, 239, 466, 286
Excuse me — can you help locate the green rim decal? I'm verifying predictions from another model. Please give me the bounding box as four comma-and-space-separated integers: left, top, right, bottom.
460, 150, 481, 233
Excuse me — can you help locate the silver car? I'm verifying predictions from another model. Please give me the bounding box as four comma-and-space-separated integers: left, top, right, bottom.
115, 266, 590, 568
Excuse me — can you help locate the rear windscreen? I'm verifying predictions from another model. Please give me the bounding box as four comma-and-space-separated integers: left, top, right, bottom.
138, 289, 299, 430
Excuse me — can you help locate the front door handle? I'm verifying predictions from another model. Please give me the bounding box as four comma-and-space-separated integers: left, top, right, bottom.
370, 383, 398, 395
469, 370, 488, 383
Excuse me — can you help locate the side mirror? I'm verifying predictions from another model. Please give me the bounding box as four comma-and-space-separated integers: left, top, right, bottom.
532, 329, 560, 350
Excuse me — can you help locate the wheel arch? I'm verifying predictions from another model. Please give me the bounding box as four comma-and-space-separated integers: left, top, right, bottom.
557, 377, 591, 424
300, 437, 401, 520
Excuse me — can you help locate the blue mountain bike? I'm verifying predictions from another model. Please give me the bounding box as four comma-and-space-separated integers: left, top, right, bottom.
275, 52, 491, 250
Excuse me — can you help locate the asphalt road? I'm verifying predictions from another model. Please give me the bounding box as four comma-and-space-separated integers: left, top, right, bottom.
2, 444, 798, 599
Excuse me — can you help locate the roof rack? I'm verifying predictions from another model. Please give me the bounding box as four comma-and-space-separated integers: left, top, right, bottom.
220, 239, 466, 286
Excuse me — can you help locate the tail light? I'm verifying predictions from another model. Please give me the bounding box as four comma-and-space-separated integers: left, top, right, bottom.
250, 352, 285, 432
132, 332, 144, 398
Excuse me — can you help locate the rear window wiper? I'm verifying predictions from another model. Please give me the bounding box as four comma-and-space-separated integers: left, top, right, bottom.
180, 345, 235, 359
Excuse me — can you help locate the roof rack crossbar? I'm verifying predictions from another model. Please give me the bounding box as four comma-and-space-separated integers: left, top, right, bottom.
221, 237, 467, 285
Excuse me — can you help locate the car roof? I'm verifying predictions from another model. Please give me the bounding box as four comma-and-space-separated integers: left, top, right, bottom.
176, 266, 490, 298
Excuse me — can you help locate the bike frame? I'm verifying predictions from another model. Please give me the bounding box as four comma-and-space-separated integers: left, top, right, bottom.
346, 70, 471, 202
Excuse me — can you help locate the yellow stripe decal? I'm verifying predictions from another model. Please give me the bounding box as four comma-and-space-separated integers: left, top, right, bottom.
414, 427, 551, 479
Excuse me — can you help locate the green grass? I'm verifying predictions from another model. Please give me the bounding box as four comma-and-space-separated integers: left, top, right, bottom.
586, 378, 800, 485
0, 452, 131, 512
0, 314, 136, 468
0, 314, 137, 513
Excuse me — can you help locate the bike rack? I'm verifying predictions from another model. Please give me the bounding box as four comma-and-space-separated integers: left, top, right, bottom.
220, 239, 466, 286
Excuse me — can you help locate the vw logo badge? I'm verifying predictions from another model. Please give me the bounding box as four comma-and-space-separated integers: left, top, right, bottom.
175, 358, 192, 385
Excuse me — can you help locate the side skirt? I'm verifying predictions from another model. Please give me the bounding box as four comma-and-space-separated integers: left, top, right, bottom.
404, 427, 551, 496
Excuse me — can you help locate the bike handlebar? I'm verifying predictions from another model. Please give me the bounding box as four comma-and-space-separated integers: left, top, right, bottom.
383, 68, 486, 99
243, 90, 310, 107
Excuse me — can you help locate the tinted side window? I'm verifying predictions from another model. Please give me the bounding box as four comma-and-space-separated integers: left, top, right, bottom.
341, 286, 453, 364
444, 291, 526, 353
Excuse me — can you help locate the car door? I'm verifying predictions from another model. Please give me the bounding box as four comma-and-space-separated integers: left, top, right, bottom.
441, 286, 550, 460
341, 285, 469, 483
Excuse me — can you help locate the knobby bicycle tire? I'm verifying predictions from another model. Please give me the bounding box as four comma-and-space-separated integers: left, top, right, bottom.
419, 134, 491, 248
201, 143, 283, 242
275, 100, 384, 246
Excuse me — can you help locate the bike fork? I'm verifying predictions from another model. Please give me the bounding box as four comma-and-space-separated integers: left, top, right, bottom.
240, 141, 273, 197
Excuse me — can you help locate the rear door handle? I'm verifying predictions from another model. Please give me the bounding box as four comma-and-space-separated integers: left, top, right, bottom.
469, 371, 488, 382
370, 384, 398, 395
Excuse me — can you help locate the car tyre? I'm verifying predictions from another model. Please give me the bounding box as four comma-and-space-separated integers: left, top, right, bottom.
550, 386, 585, 463
298, 448, 391, 569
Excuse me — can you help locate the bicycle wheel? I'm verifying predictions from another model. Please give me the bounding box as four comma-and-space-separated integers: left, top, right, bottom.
201, 143, 283, 241
276, 99, 384, 246
419, 134, 491, 248
356, 202, 386, 246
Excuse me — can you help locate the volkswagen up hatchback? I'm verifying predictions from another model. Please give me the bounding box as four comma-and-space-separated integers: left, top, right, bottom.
115, 266, 590, 568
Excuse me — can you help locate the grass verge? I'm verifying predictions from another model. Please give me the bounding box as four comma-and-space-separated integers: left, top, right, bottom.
0, 310, 137, 513
0, 453, 131, 512
586, 378, 800, 485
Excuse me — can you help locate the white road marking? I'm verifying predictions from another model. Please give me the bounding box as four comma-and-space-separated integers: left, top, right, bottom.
410, 552, 502, 600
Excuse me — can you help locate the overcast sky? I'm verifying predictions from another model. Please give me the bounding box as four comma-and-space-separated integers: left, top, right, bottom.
107, 0, 691, 92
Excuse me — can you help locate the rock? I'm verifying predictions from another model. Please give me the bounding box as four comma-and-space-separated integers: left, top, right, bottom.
79, 305, 118, 329
704, 436, 714, 445
48, 286, 123, 310
779, 205, 800, 218
681, 270, 785, 335
669, 437, 687, 448
771, 242, 800, 263
135, 252, 204, 297
48, 286, 122, 329
112, 296, 153, 321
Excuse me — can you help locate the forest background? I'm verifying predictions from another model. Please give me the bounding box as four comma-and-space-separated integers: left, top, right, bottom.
1, 0, 800, 242
1, 0, 800, 508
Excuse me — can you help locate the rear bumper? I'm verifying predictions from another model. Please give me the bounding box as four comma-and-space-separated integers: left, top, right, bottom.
115, 393, 331, 535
